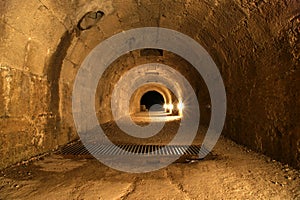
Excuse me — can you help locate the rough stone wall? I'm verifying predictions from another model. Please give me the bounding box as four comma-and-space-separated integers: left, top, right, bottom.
218, 1, 300, 168
0, 0, 115, 169
0, 0, 80, 168
0, 0, 299, 169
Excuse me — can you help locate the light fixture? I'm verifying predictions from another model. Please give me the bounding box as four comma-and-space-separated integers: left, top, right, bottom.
163, 104, 168, 109
177, 101, 184, 117
177, 102, 184, 110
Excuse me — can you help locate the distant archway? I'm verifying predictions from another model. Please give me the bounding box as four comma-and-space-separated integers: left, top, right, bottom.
140, 91, 165, 111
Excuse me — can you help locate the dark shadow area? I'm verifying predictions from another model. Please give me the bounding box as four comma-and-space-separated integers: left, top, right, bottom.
140, 91, 164, 111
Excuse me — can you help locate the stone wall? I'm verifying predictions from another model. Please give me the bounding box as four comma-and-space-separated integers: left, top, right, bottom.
0, 0, 74, 168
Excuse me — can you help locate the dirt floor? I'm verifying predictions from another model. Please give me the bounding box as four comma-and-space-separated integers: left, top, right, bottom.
0, 117, 299, 199
0, 137, 299, 200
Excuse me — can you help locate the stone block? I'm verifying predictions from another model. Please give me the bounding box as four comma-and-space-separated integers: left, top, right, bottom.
25, 39, 48, 76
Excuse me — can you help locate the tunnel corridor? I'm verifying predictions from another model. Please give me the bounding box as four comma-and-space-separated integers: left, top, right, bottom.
0, 0, 300, 199
140, 90, 165, 111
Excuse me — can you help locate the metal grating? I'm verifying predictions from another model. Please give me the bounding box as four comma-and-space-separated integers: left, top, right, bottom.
59, 143, 208, 157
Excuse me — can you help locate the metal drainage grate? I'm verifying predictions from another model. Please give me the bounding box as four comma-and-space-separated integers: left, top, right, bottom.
60, 143, 209, 157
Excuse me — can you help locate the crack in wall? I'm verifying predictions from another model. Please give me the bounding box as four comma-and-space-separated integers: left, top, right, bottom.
37, 0, 71, 31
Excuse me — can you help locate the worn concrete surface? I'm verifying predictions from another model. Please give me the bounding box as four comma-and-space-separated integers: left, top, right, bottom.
0, 135, 299, 200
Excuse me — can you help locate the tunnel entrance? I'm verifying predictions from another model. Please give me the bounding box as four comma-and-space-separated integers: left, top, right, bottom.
140, 91, 165, 111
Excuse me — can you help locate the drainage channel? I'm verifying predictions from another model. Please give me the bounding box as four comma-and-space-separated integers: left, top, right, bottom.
59, 142, 209, 157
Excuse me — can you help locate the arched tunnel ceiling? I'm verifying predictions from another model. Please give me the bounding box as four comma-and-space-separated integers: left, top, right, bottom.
64, 0, 299, 69
0, 0, 299, 169
1, 0, 298, 75
95, 49, 211, 125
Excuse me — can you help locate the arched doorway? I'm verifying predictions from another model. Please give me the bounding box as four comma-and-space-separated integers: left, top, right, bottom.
140, 91, 165, 111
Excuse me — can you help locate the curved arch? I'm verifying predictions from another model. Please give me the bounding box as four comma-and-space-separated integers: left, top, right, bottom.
129, 83, 176, 114
111, 63, 189, 120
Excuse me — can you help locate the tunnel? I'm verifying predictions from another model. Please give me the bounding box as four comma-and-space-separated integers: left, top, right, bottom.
0, 0, 299, 199
140, 90, 165, 111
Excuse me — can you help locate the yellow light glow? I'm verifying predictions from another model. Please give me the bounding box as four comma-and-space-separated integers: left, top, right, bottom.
177, 102, 184, 110
163, 104, 168, 109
